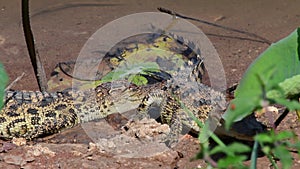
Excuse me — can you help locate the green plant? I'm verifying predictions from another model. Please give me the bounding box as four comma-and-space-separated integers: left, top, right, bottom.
223, 28, 300, 129
0, 63, 8, 109
255, 130, 299, 169
101, 62, 162, 86
180, 99, 250, 168
193, 28, 300, 168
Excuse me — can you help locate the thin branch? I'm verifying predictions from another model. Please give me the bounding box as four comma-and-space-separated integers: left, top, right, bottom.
274, 108, 289, 129
5, 72, 25, 91
22, 0, 48, 91
157, 7, 272, 45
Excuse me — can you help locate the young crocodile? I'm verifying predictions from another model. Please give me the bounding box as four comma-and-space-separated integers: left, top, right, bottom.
0, 63, 226, 143
0, 32, 226, 139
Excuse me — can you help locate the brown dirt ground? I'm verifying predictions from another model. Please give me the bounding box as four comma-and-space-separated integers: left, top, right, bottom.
0, 0, 300, 168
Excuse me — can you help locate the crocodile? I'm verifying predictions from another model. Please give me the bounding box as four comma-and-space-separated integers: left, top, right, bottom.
0, 33, 247, 144
0, 64, 226, 144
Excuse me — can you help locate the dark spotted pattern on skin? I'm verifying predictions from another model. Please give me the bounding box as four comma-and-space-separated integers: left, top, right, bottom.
0, 34, 226, 142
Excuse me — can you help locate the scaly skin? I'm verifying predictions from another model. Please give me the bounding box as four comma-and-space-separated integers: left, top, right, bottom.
0, 65, 226, 146
0, 81, 162, 139
137, 66, 226, 144
0, 34, 227, 142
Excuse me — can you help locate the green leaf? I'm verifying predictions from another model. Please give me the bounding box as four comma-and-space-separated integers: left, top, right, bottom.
128, 74, 148, 86
0, 63, 8, 109
274, 131, 295, 141
269, 75, 300, 98
209, 145, 225, 155
271, 98, 300, 110
224, 96, 261, 128
274, 145, 293, 169
254, 133, 274, 143
226, 142, 251, 154
262, 146, 272, 155
210, 142, 250, 156
289, 142, 300, 150
101, 62, 160, 84
224, 28, 300, 129
217, 155, 248, 168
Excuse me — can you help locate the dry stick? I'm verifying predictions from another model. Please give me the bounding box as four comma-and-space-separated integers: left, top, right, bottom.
5, 72, 25, 91
274, 108, 289, 129
158, 7, 272, 45
22, 0, 48, 91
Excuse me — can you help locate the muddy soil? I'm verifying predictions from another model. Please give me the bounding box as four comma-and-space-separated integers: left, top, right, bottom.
0, 0, 300, 168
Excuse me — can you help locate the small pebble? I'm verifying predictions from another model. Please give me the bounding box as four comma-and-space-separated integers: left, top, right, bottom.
12, 137, 27, 146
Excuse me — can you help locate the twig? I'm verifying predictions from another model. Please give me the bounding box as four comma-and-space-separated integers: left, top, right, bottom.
5, 72, 25, 91
274, 108, 289, 129
22, 0, 48, 91
157, 7, 272, 45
